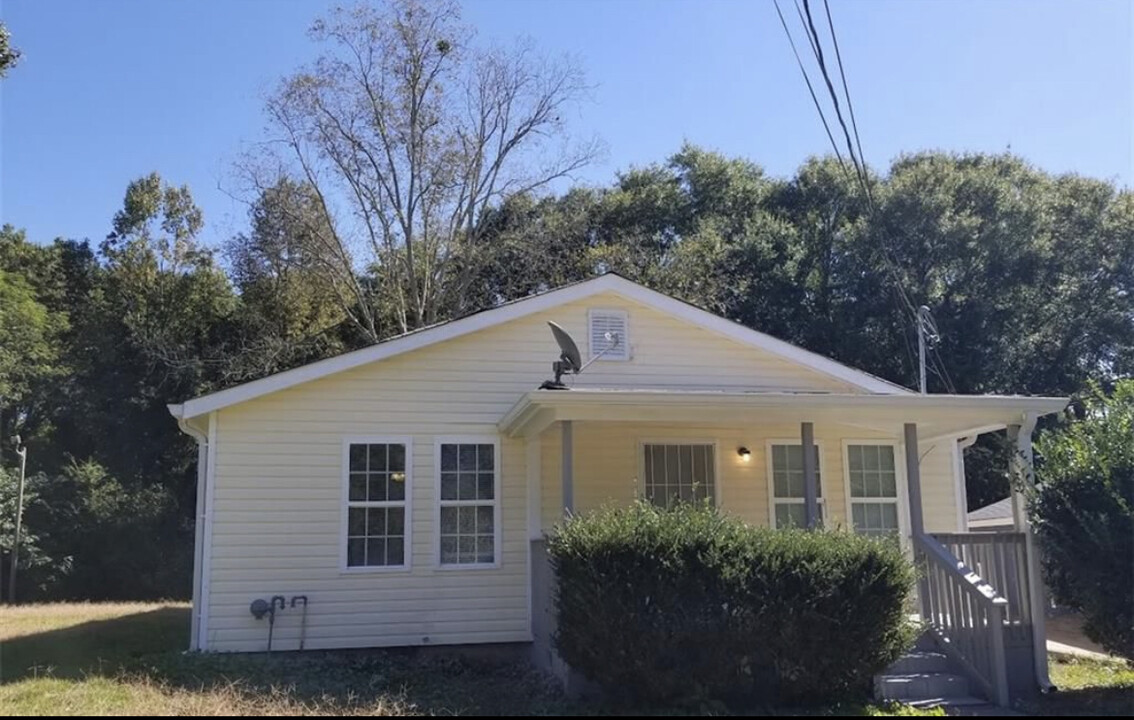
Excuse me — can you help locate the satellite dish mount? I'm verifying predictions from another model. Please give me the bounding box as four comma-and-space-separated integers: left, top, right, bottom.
541, 321, 621, 390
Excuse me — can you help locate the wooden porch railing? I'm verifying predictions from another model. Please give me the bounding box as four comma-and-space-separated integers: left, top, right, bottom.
915, 533, 1017, 707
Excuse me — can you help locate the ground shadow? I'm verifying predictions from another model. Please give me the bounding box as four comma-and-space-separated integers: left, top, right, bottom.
0, 607, 190, 684
0, 606, 579, 715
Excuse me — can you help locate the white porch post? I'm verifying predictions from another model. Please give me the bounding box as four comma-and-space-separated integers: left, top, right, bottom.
904, 423, 925, 538
801, 422, 819, 529
561, 420, 574, 515
1008, 417, 1054, 691
904, 422, 932, 622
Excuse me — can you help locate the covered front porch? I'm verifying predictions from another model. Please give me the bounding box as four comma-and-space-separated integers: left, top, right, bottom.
502, 389, 1068, 706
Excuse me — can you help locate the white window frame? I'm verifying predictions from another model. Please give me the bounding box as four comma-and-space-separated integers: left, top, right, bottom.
340, 436, 413, 574
588, 308, 630, 361
636, 438, 720, 507
765, 438, 827, 529
434, 435, 502, 570
841, 439, 909, 542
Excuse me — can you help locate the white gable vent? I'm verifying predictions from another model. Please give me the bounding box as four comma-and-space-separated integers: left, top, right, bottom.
588, 309, 629, 361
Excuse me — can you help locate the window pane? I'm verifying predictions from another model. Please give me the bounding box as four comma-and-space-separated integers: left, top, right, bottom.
881, 503, 899, 530
369, 444, 387, 472
476, 536, 495, 563
441, 444, 457, 471
440, 537, 458, 564
458, 444, 477, 471
458, 536, 475, 562
665, 445, 680, 480
366, 537, 385, 566
349, 444, 368, 473
476, 505, 494, 534
440, 472, 458, 500
776, 503, 806, 529
477, 444, 494, 471
386, 538, 405, 565
850, 469, 865, 498
852, 504, 866, 531
387, 444, 405, 471
388, 472, 406, 501
773, 471, 789, 498
368, 474, 388, 501
643, 444, 715, 508
458, 472, 477, 500
880, 470, 897, 498
367, 507, 387, 536
458, 506, 476, 533
477, 473, 494, 500
879, 446, 895, 471
387, 507, 405, 535
348, 508, 366, 536
347, 538, 365, 566
848, 444, 862, 471
349, 473, 368, 502
440, 506, 458, 534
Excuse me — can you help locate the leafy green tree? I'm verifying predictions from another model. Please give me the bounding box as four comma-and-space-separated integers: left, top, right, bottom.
224, 179, 350, 381
1033, 382, 1134, 659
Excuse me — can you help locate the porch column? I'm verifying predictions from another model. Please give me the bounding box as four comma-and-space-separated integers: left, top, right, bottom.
801, 422, 819, 529
561, 420, 574, 515
904, 422, 932, 622
1007, 417, 1054, 691
904, 423, 925, 538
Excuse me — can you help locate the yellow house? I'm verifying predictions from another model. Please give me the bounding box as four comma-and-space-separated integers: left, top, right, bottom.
169, 274, 1066, 706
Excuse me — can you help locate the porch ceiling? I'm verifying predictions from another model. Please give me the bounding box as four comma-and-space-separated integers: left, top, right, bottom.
498, 388, 1068, 441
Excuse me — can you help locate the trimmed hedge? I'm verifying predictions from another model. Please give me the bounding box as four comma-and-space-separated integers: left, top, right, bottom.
547, 502, 916, 707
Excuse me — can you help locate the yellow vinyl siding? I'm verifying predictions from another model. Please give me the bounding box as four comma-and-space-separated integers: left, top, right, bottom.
205, 291, 862, 651
537, 423, 962, 535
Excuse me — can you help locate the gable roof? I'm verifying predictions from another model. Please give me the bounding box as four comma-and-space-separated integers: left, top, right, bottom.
168, 274, 912, 420
968, 497, 1015, 524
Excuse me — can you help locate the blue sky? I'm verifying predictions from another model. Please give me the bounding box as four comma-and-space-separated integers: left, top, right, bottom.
2, 0, 1131, 248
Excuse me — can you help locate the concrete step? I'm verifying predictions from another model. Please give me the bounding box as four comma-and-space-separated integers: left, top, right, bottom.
874, 672, 971, 701
887, 650, 952, 674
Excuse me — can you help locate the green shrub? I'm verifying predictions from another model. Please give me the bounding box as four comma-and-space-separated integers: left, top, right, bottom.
1034, 381, 1134, 660
546, 502, 916, 708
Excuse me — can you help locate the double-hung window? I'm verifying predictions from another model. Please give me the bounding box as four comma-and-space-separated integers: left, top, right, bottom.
769, 443, 823, 528
642, 443, 716, 507
344, 439, 410, 569
846, 444, 901, 538
438, 439, 499, 566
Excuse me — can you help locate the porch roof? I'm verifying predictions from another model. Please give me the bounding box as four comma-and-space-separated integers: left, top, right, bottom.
498, 388, 1068, 440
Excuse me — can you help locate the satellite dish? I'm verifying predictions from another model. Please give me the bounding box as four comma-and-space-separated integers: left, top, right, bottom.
549, 322, 582, 373
540, 321, 621, 390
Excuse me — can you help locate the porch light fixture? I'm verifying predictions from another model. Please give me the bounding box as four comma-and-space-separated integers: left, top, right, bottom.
737, 447, 751, 462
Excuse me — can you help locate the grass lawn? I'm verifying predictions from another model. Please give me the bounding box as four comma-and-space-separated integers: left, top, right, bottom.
0, 602, 1051, 716
1023, 654, 1134, 716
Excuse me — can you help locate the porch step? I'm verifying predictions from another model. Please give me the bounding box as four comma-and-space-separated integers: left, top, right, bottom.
887, 650, 952, 674
874, 672, 970, 701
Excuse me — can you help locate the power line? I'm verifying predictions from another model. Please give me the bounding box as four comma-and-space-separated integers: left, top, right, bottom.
771, 0, 853, 183
776, 0, 959, 392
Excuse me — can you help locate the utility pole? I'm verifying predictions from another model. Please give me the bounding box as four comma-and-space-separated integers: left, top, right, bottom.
8, 435, 27, 604
916, 306, 939, 395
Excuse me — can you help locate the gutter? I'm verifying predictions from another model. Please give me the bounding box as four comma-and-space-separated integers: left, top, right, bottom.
174, 407, 209, 652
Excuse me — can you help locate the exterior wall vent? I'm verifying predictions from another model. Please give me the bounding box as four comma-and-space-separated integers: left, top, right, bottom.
588, 309, 629, 361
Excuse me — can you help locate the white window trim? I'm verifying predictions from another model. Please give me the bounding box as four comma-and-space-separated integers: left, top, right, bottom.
841, 439, 909, 542
434, 435, 503, 571
765, 438, 828, 528
587, 307, 630, 361
636, 437, 721, 507
340, 436, 414, 574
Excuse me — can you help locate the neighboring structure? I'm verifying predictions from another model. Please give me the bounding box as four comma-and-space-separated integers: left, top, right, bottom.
169, 273, 1067, 705
968, 497, 1015, 532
